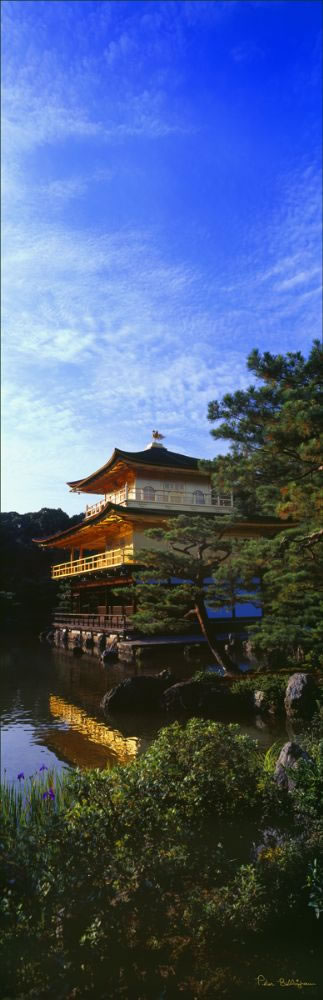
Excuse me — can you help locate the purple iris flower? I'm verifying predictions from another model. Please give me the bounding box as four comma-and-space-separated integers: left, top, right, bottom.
39, 765, 48, 772
17, 772, 24, 780
42, 788, 55, 801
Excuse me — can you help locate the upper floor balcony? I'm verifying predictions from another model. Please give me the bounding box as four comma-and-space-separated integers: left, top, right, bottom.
52, 545, 134, 580
85, 486, 234, 519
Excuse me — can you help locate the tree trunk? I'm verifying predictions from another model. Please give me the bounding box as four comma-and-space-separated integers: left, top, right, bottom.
194, 598, 241, 676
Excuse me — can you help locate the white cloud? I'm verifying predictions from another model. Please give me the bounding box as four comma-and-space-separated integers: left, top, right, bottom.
2, 205, 253, 512
104, 32, 137, 68
274, 267, 321, 292
2, 73, 188, 162
41, 178, 88, 202
3, 153, 321, 512
217, 159, 322, 349
2, 0, 321, 514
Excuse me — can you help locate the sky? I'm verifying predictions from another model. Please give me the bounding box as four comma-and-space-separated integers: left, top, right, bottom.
2, 0, 322, 515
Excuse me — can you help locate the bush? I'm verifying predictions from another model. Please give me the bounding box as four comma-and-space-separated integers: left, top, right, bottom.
290, 732, 323, 822
133, 719, 262, 821
1, 720, 322, 999
231, 674, 289, 714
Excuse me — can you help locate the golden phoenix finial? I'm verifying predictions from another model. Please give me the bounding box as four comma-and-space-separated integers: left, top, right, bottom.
152, 430, 165, 441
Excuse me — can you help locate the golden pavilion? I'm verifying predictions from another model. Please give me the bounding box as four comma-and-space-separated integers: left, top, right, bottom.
35, 431, 277, 630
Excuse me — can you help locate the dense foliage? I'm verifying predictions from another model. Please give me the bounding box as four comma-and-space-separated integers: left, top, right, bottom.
0, 508, 84, 629
207, 342, 323, 665
231, 674, 290, 714
208, 340, 322, 521
126, 514, 258, 673
1, 719, 322, 999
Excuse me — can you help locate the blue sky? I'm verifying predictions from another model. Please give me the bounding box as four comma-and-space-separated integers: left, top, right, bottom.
2, 0, 322, 515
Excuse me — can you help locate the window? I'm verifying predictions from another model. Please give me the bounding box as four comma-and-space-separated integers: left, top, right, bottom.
193, 489, 205, 505
143, 486, 156, 502
163, 481, 184, 491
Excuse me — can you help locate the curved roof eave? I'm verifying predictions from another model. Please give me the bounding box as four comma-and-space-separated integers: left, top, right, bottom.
33, 500, 119, 545
67, 446, 200, 491
67, 448, 123, 490
33, 502, 284, 548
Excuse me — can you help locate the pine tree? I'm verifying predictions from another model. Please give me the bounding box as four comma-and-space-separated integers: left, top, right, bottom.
127, 514, 249, 674
207, 341, 323, 666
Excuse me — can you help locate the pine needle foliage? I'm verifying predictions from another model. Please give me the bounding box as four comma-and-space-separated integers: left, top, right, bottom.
207, 341, 323, 666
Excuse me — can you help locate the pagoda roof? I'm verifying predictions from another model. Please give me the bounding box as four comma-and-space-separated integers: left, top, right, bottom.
34, 500, 282, 550
67, 445, 200, 494
33, 501, 126, 548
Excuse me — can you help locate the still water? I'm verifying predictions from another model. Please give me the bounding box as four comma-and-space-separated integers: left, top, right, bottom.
0, 638, 287, 784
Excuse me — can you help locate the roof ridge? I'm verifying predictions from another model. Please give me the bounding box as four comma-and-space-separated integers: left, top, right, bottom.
67, 445, 200, 492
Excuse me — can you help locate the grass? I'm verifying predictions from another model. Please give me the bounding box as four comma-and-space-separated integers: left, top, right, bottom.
1, 766, 74, 828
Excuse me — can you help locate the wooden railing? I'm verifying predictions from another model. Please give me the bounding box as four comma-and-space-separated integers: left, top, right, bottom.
53, 611, 134, 630
85, 489, 234, 518
85, 498, 108, 517
52, 545, 134, 580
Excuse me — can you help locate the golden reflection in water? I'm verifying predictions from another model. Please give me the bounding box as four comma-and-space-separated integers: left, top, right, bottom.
47, 695, 140, 769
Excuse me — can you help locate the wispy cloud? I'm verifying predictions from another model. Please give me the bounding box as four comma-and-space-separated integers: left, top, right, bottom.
3, 85, 186, 161
217, 159, 322, 350
2, 0, 321, 513
39, 178, 89, 202
275, 267, 321, 292
2, 205, 253, 512
3, 157, 321, 510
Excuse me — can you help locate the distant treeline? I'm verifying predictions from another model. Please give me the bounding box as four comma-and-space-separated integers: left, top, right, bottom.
0, 508, 84, 632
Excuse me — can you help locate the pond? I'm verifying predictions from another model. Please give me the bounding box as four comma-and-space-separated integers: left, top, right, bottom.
0, 637, 288, 785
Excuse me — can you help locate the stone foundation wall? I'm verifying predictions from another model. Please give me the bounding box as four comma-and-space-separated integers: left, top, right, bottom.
43, 627, 206, 666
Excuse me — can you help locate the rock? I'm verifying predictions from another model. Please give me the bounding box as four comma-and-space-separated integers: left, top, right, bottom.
253, 690, 267, 712
102, 670, 174, 713
274, 741, 314, 790
161, 679, 203, 712
161, 678, 233, 715
284, 672, 318, 720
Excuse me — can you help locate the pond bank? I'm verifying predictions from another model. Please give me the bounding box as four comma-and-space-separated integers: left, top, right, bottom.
1, 637, 289, 784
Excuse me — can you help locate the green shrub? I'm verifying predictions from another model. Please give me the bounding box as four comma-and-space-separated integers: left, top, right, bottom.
133, 719, 262, 820
231, 674, 288, 713
289, 738, 323, 822
1, 719, 322, 1000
